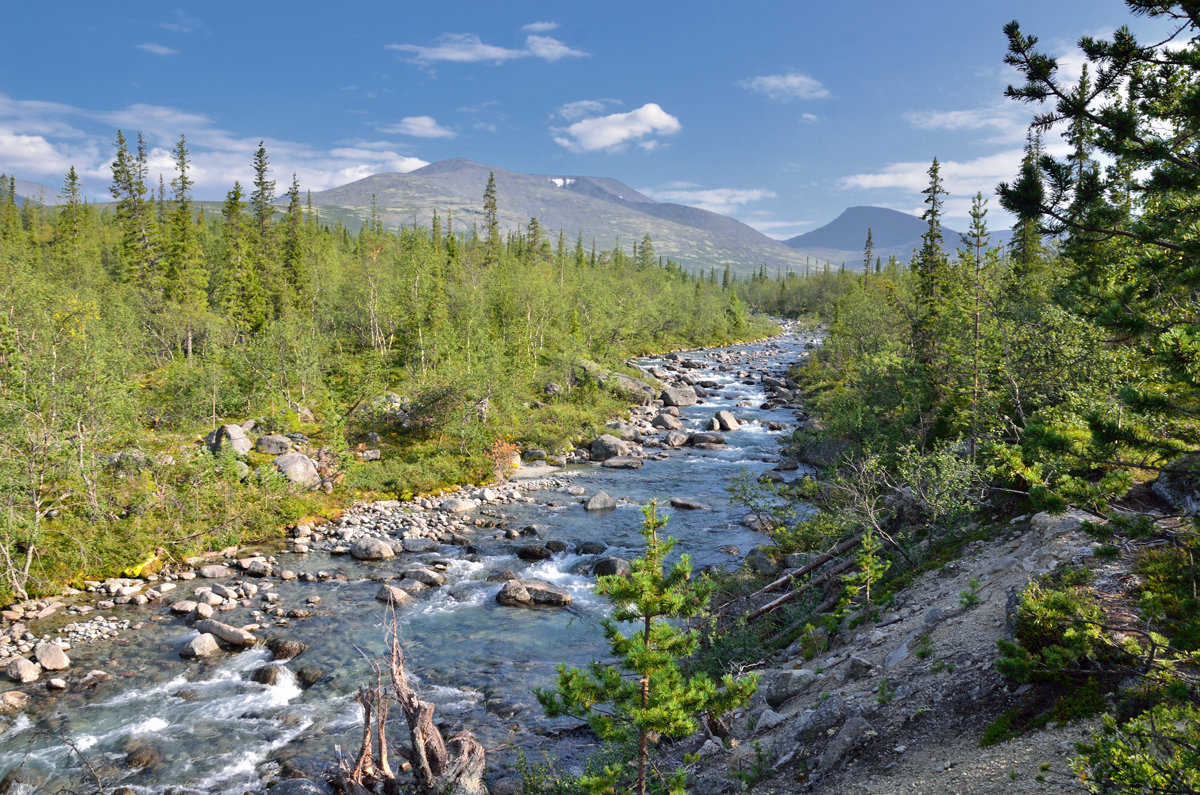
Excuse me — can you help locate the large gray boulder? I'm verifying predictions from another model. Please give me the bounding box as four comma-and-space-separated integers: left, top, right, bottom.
7, 657, 39, 683
375, 584, 413, 607
688, 431, 726, 446
34, 642, 69, 671
714, 410, 740, 432
601, 457, 643, 470
180, 633, 221, 659
255, 434, 292, 455
660, 385, 698, 407
350, 536, 395, 561
585, 492, 617, 511
194, 619, 256, 648
590, 434, 631, 461
603, 372, 657, 404
273, 453, 320, 489
495, 578, 572, 608
205, 424, 253, 457
652, 413, 684, 431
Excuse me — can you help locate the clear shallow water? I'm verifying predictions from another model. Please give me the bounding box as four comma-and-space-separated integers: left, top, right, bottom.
0, 331, 815, 794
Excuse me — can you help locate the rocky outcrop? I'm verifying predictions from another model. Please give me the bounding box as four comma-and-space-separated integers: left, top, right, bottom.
495, 578, 572, 607
273, 452, 321, 489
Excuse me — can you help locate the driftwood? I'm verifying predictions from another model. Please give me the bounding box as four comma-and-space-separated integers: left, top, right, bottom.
747, 558, 858, 622
332, 623, 487, 795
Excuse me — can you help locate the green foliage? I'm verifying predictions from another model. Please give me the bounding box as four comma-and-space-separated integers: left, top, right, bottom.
536, 503, 758, 795
876, 678, 895, 705
1072, 703, 1200, 795
959, 577, 982, 608
994, 580, 1115, 684
728, 740, 771, 791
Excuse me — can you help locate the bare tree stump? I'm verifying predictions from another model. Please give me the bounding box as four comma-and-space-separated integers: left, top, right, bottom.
331, 626, 487, 795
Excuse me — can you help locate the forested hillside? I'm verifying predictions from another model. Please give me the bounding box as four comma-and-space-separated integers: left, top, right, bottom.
0, 143, 771, 603
719, 5, 1200, 790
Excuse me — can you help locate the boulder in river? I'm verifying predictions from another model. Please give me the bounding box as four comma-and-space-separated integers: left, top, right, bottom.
516, 544, 552, 561
714, 410, 740, 432
7, 657, 39, 683
441, 497, 475, 513
660, 386, 698, 407
350, 536, 395, 561
197, 564, 233, 579
688, 431, 726, 446
495, 578, 572, 608
669, 497, 710, 510
34, 642, 69, 671
180, 633, 221, 659
0, 691, 29, 714
593, 557, 632, 578
652, 413, 684, 431
194, 618, 256, 648
375, 584, 414, 607
601, 456, 643, 470
267, 637, 309, 660
585, 492, 617, 511
664, 431, 690, 448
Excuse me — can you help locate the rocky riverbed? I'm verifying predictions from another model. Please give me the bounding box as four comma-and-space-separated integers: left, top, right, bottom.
0, 323, 821, 794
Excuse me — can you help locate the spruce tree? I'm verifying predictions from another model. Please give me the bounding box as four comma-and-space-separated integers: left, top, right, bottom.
165, 134, 209, 359
482, 171, 501, 267
537, 502, 758, 795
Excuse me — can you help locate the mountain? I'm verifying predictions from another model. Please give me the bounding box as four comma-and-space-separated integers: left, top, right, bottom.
8, 177, 64, 206
302, 158, 832, 277
784, 205, 1012, 266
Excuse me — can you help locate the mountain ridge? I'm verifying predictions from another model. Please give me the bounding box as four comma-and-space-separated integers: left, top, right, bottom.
303, 159, 833, 277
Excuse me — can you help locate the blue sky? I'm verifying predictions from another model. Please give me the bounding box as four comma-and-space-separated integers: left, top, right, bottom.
1, 1, 1175, 237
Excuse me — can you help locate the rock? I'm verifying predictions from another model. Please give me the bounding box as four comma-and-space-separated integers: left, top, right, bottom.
269, 780, 328, 795
593, 557, 631, 578
761, 668, 816, 708
124, 742, 163, 769
47, 678, 67, 691
350, 537, 395, 561
7, 657, 39, 683
297, 667, 327, 689
1029, 508, 1094, 536
250, 665, 282, 686
688, 431, 726, 446
652, 413, 684, 431
756, 708, 787, 732
585, 492, 617, 512
267, 638, 309, 660
34, 642, 69, 671
198, 564, 233, 579
589, 434, 631, 462
402, 538, 438, 553
522, 579, 572, 606
496, 579, 571, 607
194, 619, 256, 648
517, 544, 552, 561
603, 372, 657, 404
660, 386, 698, 407
818, 712, 872, 771
601, 456, 643, 469
402, 568, 445, 587
495, 579, 531, 607
180, 633, 221, 658
255, 434, 292, 455
375, 584, 414, 607
792, 695, 846, 743
1152, 454, 1200, 515
577, 541, 606, 555
205, 424, 252, 457
442, 497, 475, 513
664, 431, 690, 448
845, 655, 874, 682
669, 497, 709, 510
273, 453, 321, 489
714, 410, 740, 431
0, 691, 29, 714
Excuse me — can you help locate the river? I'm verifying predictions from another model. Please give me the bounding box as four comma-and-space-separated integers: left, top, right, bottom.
0, 327, 816, 794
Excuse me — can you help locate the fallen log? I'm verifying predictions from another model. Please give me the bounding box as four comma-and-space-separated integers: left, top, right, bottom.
747, 558, 857, 622
745, 533, 863, 599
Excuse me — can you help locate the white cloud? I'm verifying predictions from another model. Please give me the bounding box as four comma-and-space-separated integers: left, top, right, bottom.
555, 99, 620, 120
553, 103, 680, 153
159, 10, 204, 34
840, 150, 1026, 195
522, 21, 559, 33
641, 185, 776, 216
378, 115, 456, 139
138, 43, 178, 56
739, 71, 829, 102
903, 105, 1027, 144
801, 113, 818, 123
0, 91, 428, 199
387, 31, 585, 66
